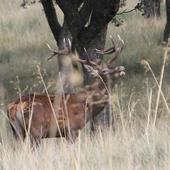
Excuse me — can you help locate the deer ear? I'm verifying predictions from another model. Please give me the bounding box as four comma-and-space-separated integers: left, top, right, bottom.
84, 65, 98, 77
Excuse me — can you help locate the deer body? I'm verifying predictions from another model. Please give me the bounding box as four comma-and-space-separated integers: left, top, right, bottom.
7, 36, 125, 143
7, 81, 110, 142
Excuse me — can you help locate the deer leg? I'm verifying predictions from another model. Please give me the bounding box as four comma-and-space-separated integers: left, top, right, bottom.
9, 118, 25, 141
29, 124, 48, 146
90, 118, 96, 133
30, 136, 41, 147
65, 130, 78, 143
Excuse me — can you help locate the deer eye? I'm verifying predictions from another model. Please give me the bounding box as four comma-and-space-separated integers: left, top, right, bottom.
102, 68, 110, 75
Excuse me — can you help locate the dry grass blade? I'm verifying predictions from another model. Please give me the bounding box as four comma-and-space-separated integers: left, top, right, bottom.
141, 46, 170, 119
37, 66, 64, 142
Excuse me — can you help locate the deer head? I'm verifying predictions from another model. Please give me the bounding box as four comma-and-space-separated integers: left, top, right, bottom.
94, 35, 125, 80
47, 35, 125, 88
46, 36, 125, 121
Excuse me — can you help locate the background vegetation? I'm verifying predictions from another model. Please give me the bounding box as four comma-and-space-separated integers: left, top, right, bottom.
0, 0, 170, 169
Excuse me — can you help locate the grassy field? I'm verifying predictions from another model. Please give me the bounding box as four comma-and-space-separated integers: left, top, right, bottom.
0, 0, 170, 169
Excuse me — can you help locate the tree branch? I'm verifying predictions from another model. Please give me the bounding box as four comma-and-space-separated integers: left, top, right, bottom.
40, 0, 62, 44
56, 0, 119, 51
78, 0, 120, 48
79, 0, 93, 25
55, 0, 85, 39
164, 0, 170, 42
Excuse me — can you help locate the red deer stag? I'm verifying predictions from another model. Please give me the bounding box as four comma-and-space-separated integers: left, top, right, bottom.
7, 36, 125, 144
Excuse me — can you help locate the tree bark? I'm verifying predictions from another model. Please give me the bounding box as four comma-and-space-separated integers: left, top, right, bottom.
40, 0, 120, 131
41, 0, 62, 45
40, 0, 75, 121
142, 0, 161, 18
164, 0, 170, 42
82, 26, 108, 85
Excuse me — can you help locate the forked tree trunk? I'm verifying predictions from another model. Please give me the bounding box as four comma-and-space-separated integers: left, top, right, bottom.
40, 0, 119, 131
41, 0, 75, 119
41, 0, 74, 93
142, 0, 161, 18
164, 0, 170, 42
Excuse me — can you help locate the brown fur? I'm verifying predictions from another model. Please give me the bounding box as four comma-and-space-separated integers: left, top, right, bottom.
7, 88, 107, 143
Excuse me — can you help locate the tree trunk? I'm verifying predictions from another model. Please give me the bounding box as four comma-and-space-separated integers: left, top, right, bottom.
40, 0, 120, 131
41, 0, 75, 119
82, 26, 107, 85
142, 0, 161, 18
164, 0, 170, 42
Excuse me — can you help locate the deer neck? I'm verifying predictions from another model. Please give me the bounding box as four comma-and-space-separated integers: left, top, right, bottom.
83, 78, 109, 121
86, 77, 109, 92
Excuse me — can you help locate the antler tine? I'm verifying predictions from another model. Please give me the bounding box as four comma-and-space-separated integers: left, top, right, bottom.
63, 38, 67, 50
71, 49, 100, 71
72, 56, 99, 68
84, 48, 91, 63
47, 53, 57, 61
110, 35, 116, 48
46, 43, 55, 52
46, 41, 71, 60
108, 35, 125, 67
63, 38, 72, 52
117, 34, 124, 45
96, 36, 116, 55
67, 38, 72, 51
84, 48, 100, 70
96, 47, 116, 55
46, 43, 60, 60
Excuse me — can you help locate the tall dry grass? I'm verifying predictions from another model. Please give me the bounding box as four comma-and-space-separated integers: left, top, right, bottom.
0, 124, 170, 170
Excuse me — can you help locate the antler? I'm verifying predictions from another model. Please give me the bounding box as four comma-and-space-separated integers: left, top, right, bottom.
96, 35, 125, 67
46, 36, 125, 78
72, 48, 100, 68
46, 38, 72, 60
96, 39, 116, 55
46, 38, 101, 72
107, 35, 125, 67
